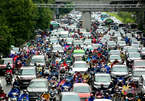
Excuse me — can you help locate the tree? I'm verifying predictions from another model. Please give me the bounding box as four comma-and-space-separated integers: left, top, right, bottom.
3, 0, 37, 46
34, 0, 53, 30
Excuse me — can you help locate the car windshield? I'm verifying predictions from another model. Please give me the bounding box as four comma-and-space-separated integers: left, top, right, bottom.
62, 95, 80, 101
142, 48, 145, 51
74, 63, 87, 68
95, 75, 111, 83
108, 41, 116, 46
109, 50, 120, 55
4, 59, 12, 64
129, 53, 140, 58
133, 71, 145, 76
118, 41, 125, 44
29, 81, 47, 88
73, 86, 90, 93
110, 55, 121, 60
31, 58, 44, 63
112, 66, 127, 72
134, 61, 145, 67
73, 41, 83, 45
22, 69, 35, 75
53, 46, 62, 51
50, 39, 58, 43
127, 48, 138, 52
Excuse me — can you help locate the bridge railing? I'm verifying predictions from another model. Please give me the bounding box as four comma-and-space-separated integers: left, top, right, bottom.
33, 4, 144, 9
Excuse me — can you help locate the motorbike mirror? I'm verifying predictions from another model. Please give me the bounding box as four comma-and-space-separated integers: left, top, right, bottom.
139, 83, 143, 86
128, 72, 132, 76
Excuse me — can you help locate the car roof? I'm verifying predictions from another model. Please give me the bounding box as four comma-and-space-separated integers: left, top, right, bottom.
94, 99, 112, 101
32, 55, 44, 58
2, 58, 13, 60
73, 83, 89, 87
133, 68, 145, 71
95, 73, 110, 76
74, 61, 86, 63
31, 78, 48, 82
21, 66, 35, 69
134, 59, 145, 62
61, 92, 79, 96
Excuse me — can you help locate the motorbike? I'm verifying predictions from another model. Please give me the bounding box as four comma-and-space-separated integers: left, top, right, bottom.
18, 91, 29, 101
50, 91, 56, 101
8, 87, 20, 101
0, 96, 6, 101
5, 72, 12, 85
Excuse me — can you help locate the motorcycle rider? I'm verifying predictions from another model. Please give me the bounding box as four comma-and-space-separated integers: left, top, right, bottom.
0, 89, 7, 100
82, 72, 90, 83
18, 90, 29, 101
5, 66, 13, 84
88, 93, 95, 101
8, 85, 20, 99
41, 92, 50, 101
61, 79, 72, 91
49, 85, 57, 101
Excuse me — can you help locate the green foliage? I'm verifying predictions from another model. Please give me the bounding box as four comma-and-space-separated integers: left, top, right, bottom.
34, 0, 53, 30
107, 12, 135, 24
0, 0, 54, 56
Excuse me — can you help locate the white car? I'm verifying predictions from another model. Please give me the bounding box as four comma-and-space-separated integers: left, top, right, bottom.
52, 44, 64, 53
30, 55, 45, 66
72, 61, 89, 73
94, 73, 112, 89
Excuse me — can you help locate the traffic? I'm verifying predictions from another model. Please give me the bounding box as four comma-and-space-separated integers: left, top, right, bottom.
0, 11, 145, 101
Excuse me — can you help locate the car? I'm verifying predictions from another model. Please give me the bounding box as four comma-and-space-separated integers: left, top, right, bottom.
140, 47, 145, 58
72, 61, 89, 73
109, 50, 120, 55
10, 47, 19, 54
93, 73, 112, 89
59, 31, 69, 39
30, 55, 45, 66
111, 65, 129, 78
49, 36, 59, 44
107, 41, 116, 49
0, 58, 15, 75
126, 47, 139, 54
127, 52, 141, 67
109, 55, 122, 63
73, 40, 83, 47
132, 68, 145, 82
52, 44, 64, 53
18, 66, 36, 89
132, 60, 145, 69
84, 45, 94, 51
73, 49, 85, 58
66, 38, 73, 45
27, 78, 48, 100
84, 39, 92, 45
117, 41, 126, 48
72, 83, 91, 101
60, 92, 80, 101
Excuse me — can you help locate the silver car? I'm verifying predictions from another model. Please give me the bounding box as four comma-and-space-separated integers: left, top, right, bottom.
30, 55, 45, 66
60, 92, 80, 101
72, 61, 89, 73
111, 65, 129, 78
132, 68, 145, 82
18, 66, 36, 88
94, 73, 112, 89
27, 78, 48, 100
